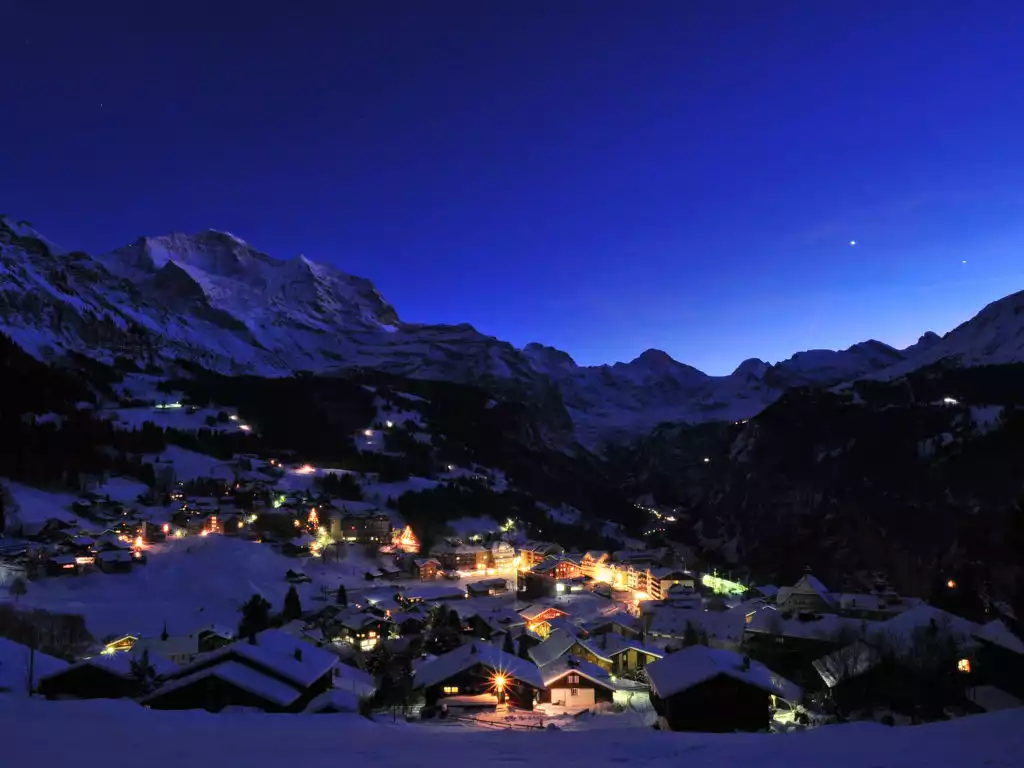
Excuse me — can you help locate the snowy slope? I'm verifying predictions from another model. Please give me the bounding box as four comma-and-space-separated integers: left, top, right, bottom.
2, 696, 1023, 768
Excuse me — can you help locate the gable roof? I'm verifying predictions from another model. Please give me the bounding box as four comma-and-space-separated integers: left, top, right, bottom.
973, 620, 1024, 655
575, 633, 664, 663
413, 641, 545, 690
43, 648, 179, 683
528, 628, 578, 667
542, 656, 614, 690
141, 660, 301, 708
169, 629, 336, 689
519, 604, 568, 622
646, 646, 801, 702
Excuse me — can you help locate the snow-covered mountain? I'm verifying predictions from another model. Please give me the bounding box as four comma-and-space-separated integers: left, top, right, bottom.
2, 216, 1023, 443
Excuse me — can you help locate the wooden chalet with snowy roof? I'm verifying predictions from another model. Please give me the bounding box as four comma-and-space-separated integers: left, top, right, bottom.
413, 641, 545, 711
38, 649, 178, 700
569, 633, 664, 675
139, 628, 338, 713
776, 572, 837, 614
412, 557, 441, 581
540, 656, 616, 708
646, 645, 801, 732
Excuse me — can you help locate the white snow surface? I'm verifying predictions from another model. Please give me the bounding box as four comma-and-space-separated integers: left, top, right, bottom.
1, 696, 1022, 767
0, 637, 68, 694
646, 645, 801, 702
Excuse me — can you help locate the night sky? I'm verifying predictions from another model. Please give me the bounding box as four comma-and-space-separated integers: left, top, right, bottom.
3, 1, 1024, 373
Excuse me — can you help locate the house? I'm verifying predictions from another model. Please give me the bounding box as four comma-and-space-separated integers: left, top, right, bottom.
140, 628, 338, 713
530, 556, 582, 581
519, 605, 570, 639
132, 627, 234, 666
570, 633, 664, 675
464, 608, 527, 640
96, 549, 134, 574
46, 554, 81, 576
527, 628, 578, 668
646, 645, 801, 732
413, 558, 441, 581
413, 641, 545, 710
540, 656, 615, 708
329, 510, 391, 545
747, 585, 780, 601
579, 551, 610, 580
583, 615, 642, 639
517, 541, 564, 569
433, 543, 488, 573
329, 609, 392, 651
648, 568, 696, 601
776, 573, 837, 614
38, 649, 177, 700
466, 578, 509, 598
400, 584, 467, 604
811, 605, 985, 715
304, 687, 362, 714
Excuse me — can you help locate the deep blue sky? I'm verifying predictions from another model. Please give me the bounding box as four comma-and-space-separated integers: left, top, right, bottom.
4, 1, 1024, 374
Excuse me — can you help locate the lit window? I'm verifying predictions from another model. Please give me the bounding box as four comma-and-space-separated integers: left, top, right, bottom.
570, 688, 579, 696
567, 674, 579, 684
957, 658, 971, 673
443, 686, 459, 695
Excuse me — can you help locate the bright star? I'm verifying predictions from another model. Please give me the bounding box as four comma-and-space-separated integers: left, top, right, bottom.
849, 240, 856, 246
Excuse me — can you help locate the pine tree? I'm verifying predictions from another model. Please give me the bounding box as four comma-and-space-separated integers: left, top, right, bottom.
129, 649, 157, 694
238, 594, 272, 639
503, 631, 516, 655
283, 585, 302, 621
446, 607, 462, 632
160, 621, 169, 641
336, 585, 348, 606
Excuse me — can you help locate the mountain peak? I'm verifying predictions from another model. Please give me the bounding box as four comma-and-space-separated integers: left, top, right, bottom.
732, 358, 771, 379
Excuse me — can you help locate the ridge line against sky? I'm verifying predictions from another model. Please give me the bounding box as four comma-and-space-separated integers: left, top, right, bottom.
3, 1, 1024, 374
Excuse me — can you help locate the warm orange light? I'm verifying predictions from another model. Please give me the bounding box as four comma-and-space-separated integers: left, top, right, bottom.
134, 535, 144, 549
162, 524, 170, 534
958, 658, 971, 673
296, 464, 315, 474
947, 579, 957, 589
492, 673, 506, 692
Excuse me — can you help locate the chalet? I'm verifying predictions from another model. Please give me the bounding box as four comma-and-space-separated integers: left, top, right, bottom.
527, 628, 579, 668
579, 551, 610, 580
517, 541, 565, 569
646, 645, 801, 732
583, 615, 642, 639
413, 558, 441, 581
379, 563, 402, 580
304, 687, 361, 714
570, 633, 664, 674
391, 609, 428, 636
38, 650, 177, 700
519, 605, 569, 638
140, 628, 337, 713
132, 627, 234, 666
464, 608, 527, 640
811, 605, 983, 716
646, 607, 745, 651
776, 573, 837, 615
540, 656, 616, 708
330, 609, 392, 652
96, 549, 134, 574
433, 543, 488, 573
747, 585, 780, 601
413, 641, 545, 711
466, 578, 509, 598
46, 554, 81, 576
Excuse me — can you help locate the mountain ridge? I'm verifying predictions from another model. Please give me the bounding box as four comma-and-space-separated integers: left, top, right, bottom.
2, 215, 1023, 443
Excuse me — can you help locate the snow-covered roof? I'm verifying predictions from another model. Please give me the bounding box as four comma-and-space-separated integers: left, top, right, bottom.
542, 656, 614, 690
519, 604, 568, 622
866, 605, 977, 653
333, 663, 376, 697
304, 687, 362, 713
528, 629, 578, 667
973, 620, 1024, 655
401, 584, 466, 601
647, 608, 745, 644
141, 660, 301, 708
576, 633, 663, 663
171, 629, 336, 689
413, 642, 545, 690
750, 584, 779, 598
0, 637, 67, 693
46, 649, 179, 682
812, 641, 882, 688
646, 645, 801, 702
